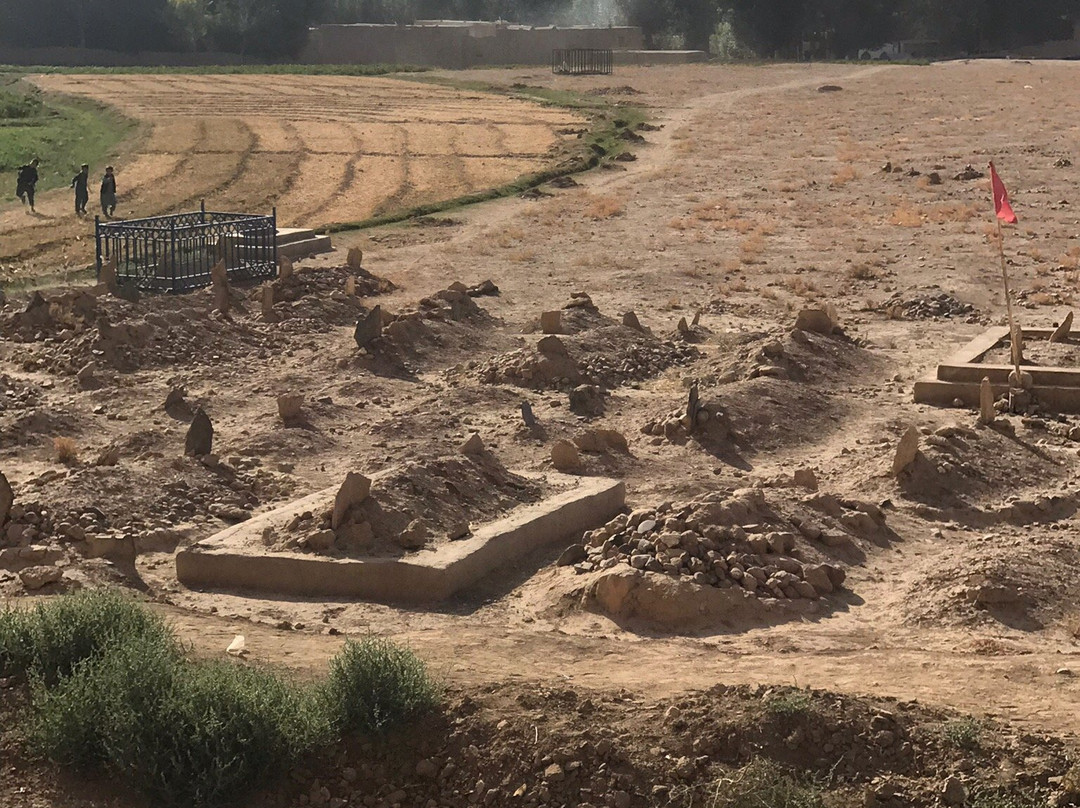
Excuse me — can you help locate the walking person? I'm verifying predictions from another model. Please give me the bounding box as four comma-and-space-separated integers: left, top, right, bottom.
100, 165, 117, 218
15, 157, 39, 214
71, 163, 89, 216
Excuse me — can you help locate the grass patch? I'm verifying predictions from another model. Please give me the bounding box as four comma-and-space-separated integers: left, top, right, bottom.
704, 759, 825, 808
0, 76, 137, 195
3, 590, 440, 808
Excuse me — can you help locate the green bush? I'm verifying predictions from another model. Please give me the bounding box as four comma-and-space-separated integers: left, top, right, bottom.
941, 717, 982, 751
0, 589, 174, 685
31, 634, 332, 807
325, 637, 439, 735
7, 592, 438, 807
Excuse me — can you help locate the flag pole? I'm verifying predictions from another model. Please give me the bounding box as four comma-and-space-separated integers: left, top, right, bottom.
995, 216, 1022, 382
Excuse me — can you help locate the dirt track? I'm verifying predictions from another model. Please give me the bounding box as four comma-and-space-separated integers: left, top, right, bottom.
5, 62, 1080, 802
0, 73, 583, 279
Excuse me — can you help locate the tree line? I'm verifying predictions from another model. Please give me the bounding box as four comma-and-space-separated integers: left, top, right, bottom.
0, 0, 1075, 60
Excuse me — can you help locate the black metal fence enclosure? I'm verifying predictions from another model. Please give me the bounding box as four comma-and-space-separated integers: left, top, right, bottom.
95, 203, 278, 292
552, 48, 614, 75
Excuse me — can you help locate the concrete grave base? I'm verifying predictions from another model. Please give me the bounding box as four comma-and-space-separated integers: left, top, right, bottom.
176, 474, 625, 603
914, 326, 1080, 412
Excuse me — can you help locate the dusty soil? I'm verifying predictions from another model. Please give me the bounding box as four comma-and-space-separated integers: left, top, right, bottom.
6, 60, 1080, 805
0, 73, 584, 280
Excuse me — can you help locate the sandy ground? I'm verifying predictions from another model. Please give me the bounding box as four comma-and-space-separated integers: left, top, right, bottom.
5, 61, 1080, 788
0, 73, 584, 280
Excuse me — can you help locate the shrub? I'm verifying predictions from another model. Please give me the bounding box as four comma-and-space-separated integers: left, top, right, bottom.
941, 717, 982, 751
325, 637, 440, 735
706, 759, 824, 808
31, 636, 332, 808
53, 436, 79, 464
0, 88, 43, 120
0, 588, 174, 685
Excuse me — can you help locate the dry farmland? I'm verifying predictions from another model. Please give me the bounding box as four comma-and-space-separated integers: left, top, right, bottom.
0, 73, 584, 277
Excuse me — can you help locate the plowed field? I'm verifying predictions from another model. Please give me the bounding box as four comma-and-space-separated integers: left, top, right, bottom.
0, 73, 584, 279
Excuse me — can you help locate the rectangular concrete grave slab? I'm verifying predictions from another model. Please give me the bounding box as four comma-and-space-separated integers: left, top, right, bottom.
914, 325, 1080, 412
176, 474, 625, 603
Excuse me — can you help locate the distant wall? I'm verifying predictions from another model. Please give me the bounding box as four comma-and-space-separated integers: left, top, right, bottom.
0, 47, 251, 67
301, 23, 645, 69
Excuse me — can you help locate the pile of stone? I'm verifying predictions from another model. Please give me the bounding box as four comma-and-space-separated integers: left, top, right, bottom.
560, 490, 846, 601
0, 373, 42, 413
883, 291, 976, 321
641, 383, 732, 442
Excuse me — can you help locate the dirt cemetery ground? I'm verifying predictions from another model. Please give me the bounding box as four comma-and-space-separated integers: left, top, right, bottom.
6, 60, 1080, 806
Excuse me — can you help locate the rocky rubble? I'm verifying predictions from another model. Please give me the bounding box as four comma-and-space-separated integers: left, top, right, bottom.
882, 291, 977, 321
560, 489, 846, 602
1, 263, 395, 375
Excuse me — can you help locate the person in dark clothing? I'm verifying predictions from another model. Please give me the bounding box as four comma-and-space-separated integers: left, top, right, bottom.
16, 158, 39, 213
100, 166, 117, 218
71, 163, 89, 215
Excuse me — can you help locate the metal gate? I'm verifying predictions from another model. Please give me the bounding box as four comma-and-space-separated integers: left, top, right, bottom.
552, 48, 614, 76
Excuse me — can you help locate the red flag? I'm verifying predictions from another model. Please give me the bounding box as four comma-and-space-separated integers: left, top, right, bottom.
989, 161, 1018, 224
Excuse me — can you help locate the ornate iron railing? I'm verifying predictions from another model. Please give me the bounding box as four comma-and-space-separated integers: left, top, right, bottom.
95, 202, 277, 292
552, 48, 614, 76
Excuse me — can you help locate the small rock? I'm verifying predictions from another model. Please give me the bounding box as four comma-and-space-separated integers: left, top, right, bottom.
347, 246, 364, 270
793, 468, 818, 491
941, 776, 967, 807
569, 385, 604, 417
892, 425, 920, 476
397, 519, 429, 550
354, 305, 383, 349
622, 311, 644, 331
19, 565, 62, 591
795, 308, 834, 334
0, 472, 12, 526
551, 440, 583, 472
557, 544, 588, 566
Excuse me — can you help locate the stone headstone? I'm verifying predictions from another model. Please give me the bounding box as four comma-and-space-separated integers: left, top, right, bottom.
332, 472, 371, 529
569, 384, 605, 417
793, 468, 818, 491
277, 393, 304, 422
521, 400, 537, 429
540, 310, 563, 334
979, 377, 995, 425
551, 440, 582, 472
795, 308, 834, 334
685, 382, 701, 430
344, 276, 357, 296
537, 335, 569, 356
1051, 312, 1073, 344
185, 408, 214, 457
691, 310, 701, 327
164, 388, 191, 417
347, 246, 364, 270
278, 256, 294, 280
459, 433, 484, 455
892, 425, 920, 476
354, 305, 383, 350
677, 317, 690, 335
210, 260, 230, 316
261, 283, 275, 320
1010, 324, 1024, 368
100, 255, 119, 295
622, 311, 643, 331
0, 471, 13, 526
